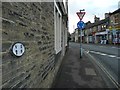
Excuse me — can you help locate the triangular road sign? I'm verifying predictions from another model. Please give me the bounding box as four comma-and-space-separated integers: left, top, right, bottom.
76, 12, 85, 20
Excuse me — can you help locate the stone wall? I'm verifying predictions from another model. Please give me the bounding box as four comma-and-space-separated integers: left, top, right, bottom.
1, 2, 56, 88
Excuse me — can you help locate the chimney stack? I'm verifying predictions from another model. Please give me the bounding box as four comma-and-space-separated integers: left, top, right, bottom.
105, 13, 109, 18
94, 15, 100, 22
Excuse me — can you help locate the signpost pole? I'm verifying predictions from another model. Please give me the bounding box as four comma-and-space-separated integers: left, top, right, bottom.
76, 9, 85, 58
80, 9, 84, 58
80, 26, 83, 58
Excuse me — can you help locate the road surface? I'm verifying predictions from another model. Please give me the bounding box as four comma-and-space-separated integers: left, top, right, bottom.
82, 43, 120, 88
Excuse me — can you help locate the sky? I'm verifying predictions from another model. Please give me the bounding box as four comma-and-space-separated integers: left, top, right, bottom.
68, 0, 120, 34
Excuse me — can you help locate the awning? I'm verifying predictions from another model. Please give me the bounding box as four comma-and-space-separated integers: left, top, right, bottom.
95, 31, 108, 35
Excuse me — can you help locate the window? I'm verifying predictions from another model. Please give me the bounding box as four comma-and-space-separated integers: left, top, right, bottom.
98, 26, 101, 31
114, 14, 119, 24
54, 3, 62, 54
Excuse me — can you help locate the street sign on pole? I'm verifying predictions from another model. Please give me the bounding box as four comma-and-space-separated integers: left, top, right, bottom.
76, 9, 86, 58
76, 12, 85, 20
77, 21, 85, 30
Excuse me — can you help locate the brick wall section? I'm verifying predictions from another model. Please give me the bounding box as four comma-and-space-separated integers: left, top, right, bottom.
1, 2, 56, 88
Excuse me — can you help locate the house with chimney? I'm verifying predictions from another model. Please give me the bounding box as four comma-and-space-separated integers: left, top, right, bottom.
83, 15, 109, 44
108, 8, 120, 44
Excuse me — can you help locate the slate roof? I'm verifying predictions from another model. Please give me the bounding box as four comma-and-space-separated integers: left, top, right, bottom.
84, 17, 109, 29
83, 8, 120, 30
109, 8, 120, 15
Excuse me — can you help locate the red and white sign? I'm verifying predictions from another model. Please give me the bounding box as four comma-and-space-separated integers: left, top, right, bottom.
76, 12, 85, 20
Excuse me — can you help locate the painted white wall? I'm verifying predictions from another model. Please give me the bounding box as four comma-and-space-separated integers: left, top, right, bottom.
54, 1, 62, 54
54, 1, 68, 55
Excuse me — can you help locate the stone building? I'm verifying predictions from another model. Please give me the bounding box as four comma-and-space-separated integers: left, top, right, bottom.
83, 8, 120, 44
83, 17, 109, 44
94, 18, 109, 44
74, 28, 85, 43
70, 32, 75, 42
74, 28, 79, 42
109, 8, 120, 44
1, 0, 68, 88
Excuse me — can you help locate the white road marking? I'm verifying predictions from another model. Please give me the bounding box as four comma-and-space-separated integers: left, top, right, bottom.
111, 46, 120, 49
84, 49, 120, 87
108, 55, 116, 58
88, 53, 120, 88
117, 57, 120, 59
112, 47, 116, 48
87, 50, 120, 59
87, 51, 89, 53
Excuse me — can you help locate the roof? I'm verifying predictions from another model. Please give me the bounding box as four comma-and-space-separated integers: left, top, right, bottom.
94, 17, 109, 26
84, 17, 109, 29
109, 8, 120, 15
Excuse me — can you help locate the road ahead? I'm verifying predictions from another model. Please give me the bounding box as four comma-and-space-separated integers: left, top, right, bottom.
82, 43, 120, 87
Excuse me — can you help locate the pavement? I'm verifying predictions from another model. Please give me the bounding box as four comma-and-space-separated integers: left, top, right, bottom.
51, 42, 118, 89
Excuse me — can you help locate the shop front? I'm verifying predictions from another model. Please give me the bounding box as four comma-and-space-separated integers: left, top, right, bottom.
95, 31, 108, 44
111, 29, 120, 44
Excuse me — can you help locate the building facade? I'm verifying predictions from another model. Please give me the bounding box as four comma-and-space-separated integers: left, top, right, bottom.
1, 1, 68, 88
70, 32, 75, 42
83, 8, 120, 44
74, 28, 79, 42
109, 8, 120, 44
84, 18, 110, 44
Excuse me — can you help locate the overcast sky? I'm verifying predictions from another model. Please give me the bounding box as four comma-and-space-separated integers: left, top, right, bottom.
68, 0, 119, 34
